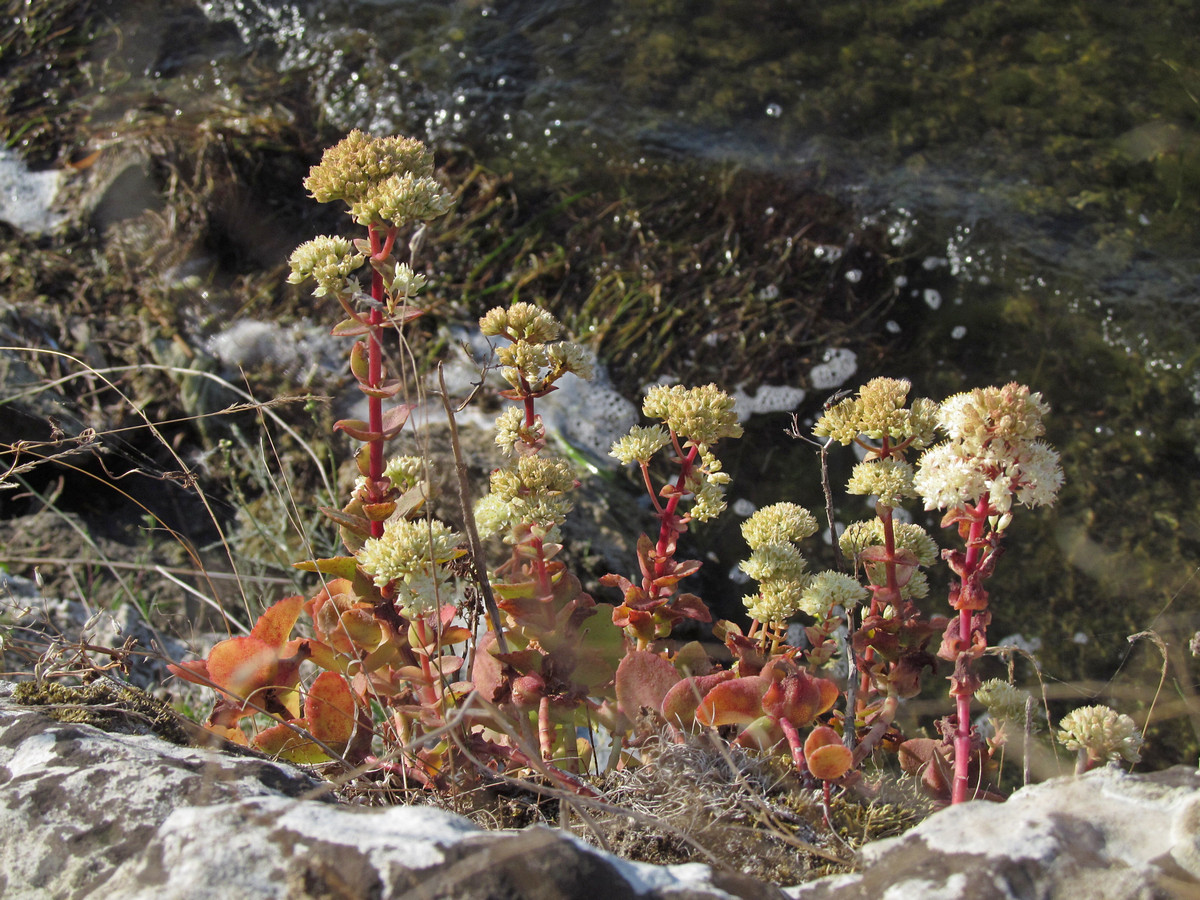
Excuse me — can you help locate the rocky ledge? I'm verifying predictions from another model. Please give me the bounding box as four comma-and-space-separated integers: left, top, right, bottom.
0, 686, 1197, 900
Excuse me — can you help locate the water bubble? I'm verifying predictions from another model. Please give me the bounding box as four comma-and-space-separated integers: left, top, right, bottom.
765, 103, 782, 118
950, 325, 967, 339
923, 289, 942, 310
885, 320, 901, 334
845, 269, 862, 283
758, 284, 780, 301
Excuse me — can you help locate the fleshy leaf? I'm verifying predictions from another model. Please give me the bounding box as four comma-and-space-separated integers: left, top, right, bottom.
694, 676, 770, 727
249, 595, 305, 649
615, 650, 680, 723
661, 670, 736, 731
305, 671, 356, 748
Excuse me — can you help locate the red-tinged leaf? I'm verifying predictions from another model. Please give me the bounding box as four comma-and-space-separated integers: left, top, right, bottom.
362, 501, 397, 522
205, 636, 278, 699
733, 715, 785, 751
317, 507, 372, 534
762, 672, 823, 727
436, 626, 473, 647
305, 639, 347, 673
359, 642, 399, 673
333, 418, 380, 441
598, 572, 633, 594
350, 340, 369, 381
337, 607, 383, 648
816, 676, 840, 716
807, 743, 854, 781
615, 650, 680, 723
359, 378, 405, 400
494, 648, 544, 675
387, 305, 426, 326
804, 724, 843, 755
672, 593, 712, 623
253, 720, 329, 764
380, 403, 415, 439
695, 676, 770, 727
672, 641, 713, 677
661, 670, 736, 731
387, 483, 428, 522
249, 595, 305, 649
166, 659, 210, 686
433, 656, 464, 676
305, 671, 356, 747
471, 631, 506, 702
331, 319, 372, 337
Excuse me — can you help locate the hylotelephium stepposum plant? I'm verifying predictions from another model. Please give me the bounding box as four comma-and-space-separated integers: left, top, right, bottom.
168, 130, 1130, 831
170, 131, 486, 783
911, 383, 1064, 803
468, 302, 625, 773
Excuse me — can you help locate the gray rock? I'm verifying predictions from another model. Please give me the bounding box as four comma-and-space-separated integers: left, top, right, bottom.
787, 764, 1200, 900
3, 690, 1197, 900
0, 696, 782, 899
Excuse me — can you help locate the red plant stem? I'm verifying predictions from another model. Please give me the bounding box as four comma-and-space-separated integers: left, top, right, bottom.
777, 716, 807, 772
951, 493, 990, 805
366, 224, 390, 540
653, 442, 699, 580
538, 694, 554, 761
411, 618, 441, 709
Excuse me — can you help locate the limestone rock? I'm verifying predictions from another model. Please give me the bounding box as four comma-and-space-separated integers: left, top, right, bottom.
0, 692, 782, 899
787, 764, 1200, 900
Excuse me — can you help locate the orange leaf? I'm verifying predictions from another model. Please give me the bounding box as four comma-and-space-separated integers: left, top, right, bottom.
249, 595, 305, 649
205, 636, 278, 699
695, 676, 770, 727
304, 671, 356, 748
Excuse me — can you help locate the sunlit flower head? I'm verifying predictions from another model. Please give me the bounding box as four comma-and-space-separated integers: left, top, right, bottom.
741, 503, 819, 549
287, 236, 365, 297
358, 519, 463, 616
799, 570, 868, 620
846, 457, 916, 506
643, 383, 742, 448
1057, 704, 1143, 765
813, 377, 938, 450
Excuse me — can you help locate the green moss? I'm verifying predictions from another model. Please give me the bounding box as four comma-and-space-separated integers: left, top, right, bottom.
12, 680, 193, 746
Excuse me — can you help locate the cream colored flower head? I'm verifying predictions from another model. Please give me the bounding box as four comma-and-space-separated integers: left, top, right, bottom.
799, 570, 868, 620
1057, 704, 1143, 765
476, 455, 576, 544
288, 236, 365, 297
642, 383, 742, 448
976, 678, 1031, 723
358, 518, 464, 617
846, 457, 916, 507
383, 455, 425, 492
814, 377, 939, 450
611, 425, 670, 465
839, 519, 939, 567
913, 384, 1064, 515
741, 503, 819, 549
302, 131, 451, 228
479, 302, 561, 344
743, 579, 809, 624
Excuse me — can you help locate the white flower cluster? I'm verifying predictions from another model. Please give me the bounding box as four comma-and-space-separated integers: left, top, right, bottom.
358, 519, 464, 617
913, 383, 1064, 516
1057, 704, 1143, 765
738, 503, 863, 623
